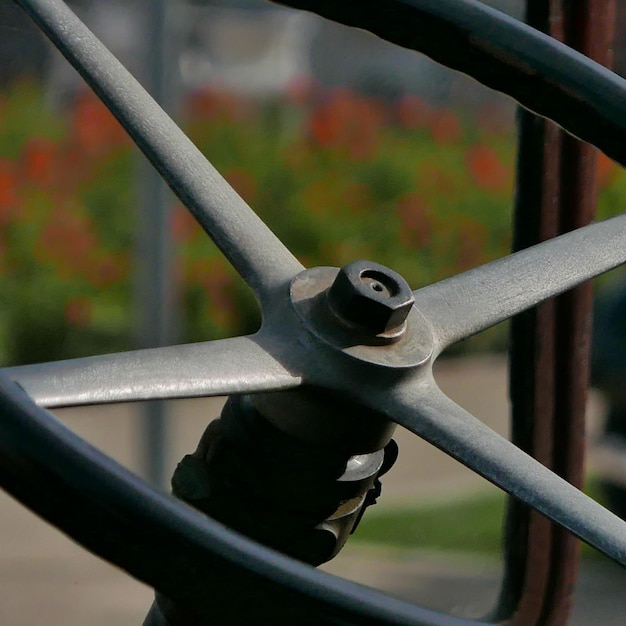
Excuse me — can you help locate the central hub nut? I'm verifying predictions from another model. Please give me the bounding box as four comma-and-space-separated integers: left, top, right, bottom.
326, 260, 415, 336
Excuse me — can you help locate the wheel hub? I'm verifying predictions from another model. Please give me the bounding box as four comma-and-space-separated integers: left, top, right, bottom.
289, 262, 434, 369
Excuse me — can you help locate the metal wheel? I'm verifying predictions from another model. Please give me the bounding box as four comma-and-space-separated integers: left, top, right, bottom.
3, 1, 626, 625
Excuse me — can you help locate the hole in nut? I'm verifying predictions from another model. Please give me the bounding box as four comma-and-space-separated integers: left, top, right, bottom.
360, 269, 398, 297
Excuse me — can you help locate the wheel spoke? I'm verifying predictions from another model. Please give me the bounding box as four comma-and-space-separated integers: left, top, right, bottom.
2, 335, 301, 408
277, 0, 626, 167
413, 213, 626, 355
14, 0, 303, 302
362, 375, 626, 565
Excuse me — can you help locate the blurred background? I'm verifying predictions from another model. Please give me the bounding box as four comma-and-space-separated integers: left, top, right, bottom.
2, 0, 626, 624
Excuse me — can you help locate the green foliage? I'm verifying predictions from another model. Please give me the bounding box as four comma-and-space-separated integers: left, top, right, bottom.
11, 81, 616, 364
352, 492, 506, 555
352, 478, 616, 559
0, 81, 64, 159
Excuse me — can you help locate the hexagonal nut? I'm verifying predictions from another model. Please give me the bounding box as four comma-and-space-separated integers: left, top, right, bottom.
326, 260, 414, 335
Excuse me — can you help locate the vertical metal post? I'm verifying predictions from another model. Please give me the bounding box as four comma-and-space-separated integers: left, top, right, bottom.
135, 0, 179, 488
496, 1, 616, 624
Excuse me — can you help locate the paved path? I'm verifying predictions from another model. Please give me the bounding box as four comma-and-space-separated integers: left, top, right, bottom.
324, 545, 626, 625
0, 355, 617, 625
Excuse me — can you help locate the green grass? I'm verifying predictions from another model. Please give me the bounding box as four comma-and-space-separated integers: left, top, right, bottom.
352, 479, 612, 558
353, 492, 506, 555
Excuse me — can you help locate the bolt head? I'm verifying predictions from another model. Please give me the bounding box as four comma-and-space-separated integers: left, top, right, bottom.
326, 260, 414, 335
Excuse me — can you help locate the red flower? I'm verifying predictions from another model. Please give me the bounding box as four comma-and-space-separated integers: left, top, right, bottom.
395, 95, 431, 130
429, 109, 463, 145
0, 159, 18, 224
37, 205, 99, 280
21, 137, 57, 186
466, 145, 511, 192
308, 89, 384, 160
71, 90, 128, 156
597, 151, 618, 189
185, 88, 251, 123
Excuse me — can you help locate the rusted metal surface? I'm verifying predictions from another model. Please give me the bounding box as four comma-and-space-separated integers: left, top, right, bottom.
499, 2, 616, 625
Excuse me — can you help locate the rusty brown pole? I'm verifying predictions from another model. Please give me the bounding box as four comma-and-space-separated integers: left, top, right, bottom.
496, 2, 616, 625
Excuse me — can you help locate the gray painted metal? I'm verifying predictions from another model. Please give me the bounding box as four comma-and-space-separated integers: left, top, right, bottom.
326, 260, 415, 335
4, 335, 301, 408
358, 374, 626, 565
414, 213, 626, 356
135, 0, 179, 488
14, 0, 303, 305
290, 267, 433, 369
5, 219, 626, 562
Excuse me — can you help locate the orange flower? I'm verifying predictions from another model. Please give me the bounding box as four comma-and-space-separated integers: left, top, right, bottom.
64, 296, 93, 328
21, 137, 57, 186
596, 151, 618, 189
71, 90, 128, 156
0, 159, 18, 224
185, 88, 251, 123
37, 205, 99, 279
309, 104, 336, 147
466, 145, 511, 192
308, 89, 384, 160
429, 109, 462, 145
395, 95, 431, 130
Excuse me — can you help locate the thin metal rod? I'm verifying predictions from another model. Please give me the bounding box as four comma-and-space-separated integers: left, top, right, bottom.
13, 0, 303, 304
135, 0, 178, 488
